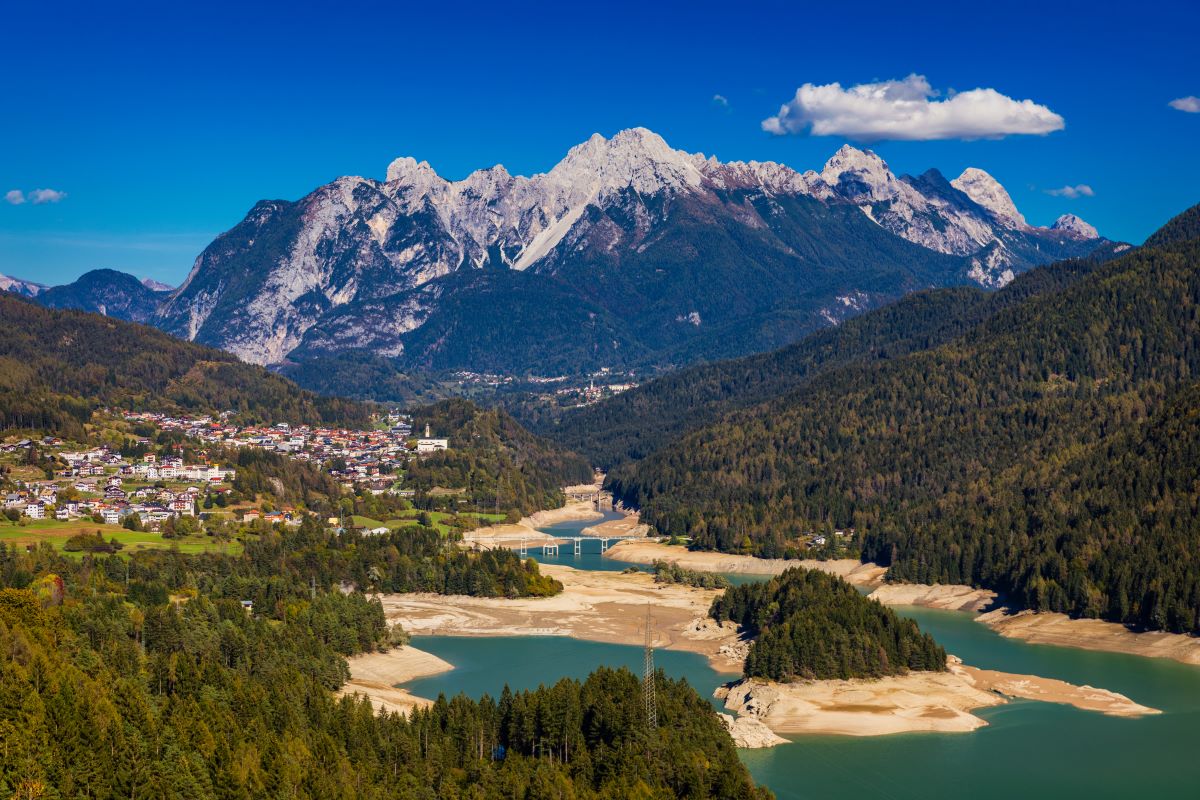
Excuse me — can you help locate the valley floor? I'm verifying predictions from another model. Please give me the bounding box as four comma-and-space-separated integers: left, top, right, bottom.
368, 563, 745, 672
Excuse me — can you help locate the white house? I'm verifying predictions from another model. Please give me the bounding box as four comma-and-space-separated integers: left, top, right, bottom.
416, 438, 449, 453
24, 502, 45, 520
169, 498, 195, 517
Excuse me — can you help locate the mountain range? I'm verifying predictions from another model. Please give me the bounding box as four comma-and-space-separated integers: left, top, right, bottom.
2, 128, 1112, 375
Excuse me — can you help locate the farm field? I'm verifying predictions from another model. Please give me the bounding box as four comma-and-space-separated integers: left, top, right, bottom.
0, 519, 243, 556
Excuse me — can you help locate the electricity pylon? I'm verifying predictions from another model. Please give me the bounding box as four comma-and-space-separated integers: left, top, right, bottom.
643, 604, 657, 729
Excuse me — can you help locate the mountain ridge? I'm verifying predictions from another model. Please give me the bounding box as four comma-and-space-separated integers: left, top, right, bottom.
8, 129, 1112, 376
155, 129, 1108, 371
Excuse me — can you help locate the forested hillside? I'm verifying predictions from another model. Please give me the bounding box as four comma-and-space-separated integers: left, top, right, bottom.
408, 399, 594, 515
0, 528, 769, 799
710, 567, 946, 681
0, 294, 371, 437
536, 250, 1107, 469
613, 204, 1200, 634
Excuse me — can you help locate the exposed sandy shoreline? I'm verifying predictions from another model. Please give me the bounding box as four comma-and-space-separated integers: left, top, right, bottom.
338, 646, 454, 715
869, 583, 998, 612
977, 609, 1200, 666
603, 540, 886, 587
716, 656, 1158, 738
580, 510, 650, 538
373, 563, 748, 673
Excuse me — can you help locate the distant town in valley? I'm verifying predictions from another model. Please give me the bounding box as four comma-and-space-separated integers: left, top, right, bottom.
0, 409, 467, 553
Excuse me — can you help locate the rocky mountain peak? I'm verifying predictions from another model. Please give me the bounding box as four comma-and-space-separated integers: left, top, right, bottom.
1051, 213, 1099, 240
820, 145, 897, 203
384, 156, 445, 193
550, 127, 705, 198
952, 167, 1026, 227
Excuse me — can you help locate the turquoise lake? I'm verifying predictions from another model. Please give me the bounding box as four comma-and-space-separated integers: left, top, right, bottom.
404, 514, 1200, 798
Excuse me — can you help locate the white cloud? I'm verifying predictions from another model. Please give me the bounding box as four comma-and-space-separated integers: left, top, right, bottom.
713, 94, 730, 109
4, 190, 24, 205
1169, 96, 1200, 113
29, 188, 67, 204
762, 74, 1065, 141
1045, 184, 1095, 198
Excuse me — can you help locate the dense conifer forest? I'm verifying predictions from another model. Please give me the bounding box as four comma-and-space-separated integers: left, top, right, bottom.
603, 204, 1200, 634
710, 568, 946, 681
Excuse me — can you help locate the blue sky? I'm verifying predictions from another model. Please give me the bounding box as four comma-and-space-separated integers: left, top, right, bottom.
2, 0, 1197, 286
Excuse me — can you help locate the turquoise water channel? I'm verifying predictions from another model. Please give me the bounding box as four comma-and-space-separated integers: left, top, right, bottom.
404, 515, 1200, 798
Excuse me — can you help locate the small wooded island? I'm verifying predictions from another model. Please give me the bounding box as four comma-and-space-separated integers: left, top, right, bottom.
711, 567, 947, 681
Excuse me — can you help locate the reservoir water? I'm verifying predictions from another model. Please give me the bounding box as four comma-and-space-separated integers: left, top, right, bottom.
406, 514, 1200, 798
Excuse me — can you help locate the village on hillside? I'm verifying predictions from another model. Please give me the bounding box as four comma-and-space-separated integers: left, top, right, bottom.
0, 410, 454, 541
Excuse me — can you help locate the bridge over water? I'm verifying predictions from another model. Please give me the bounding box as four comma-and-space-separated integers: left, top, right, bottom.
470, 533, 641, 556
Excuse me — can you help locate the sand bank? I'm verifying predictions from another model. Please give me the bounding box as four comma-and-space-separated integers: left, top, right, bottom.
716, 670, 1000, 737
525, 500, 605, 527
603, 540, 886, 588
338, 646, 453, 715
715, 656, 1157, 738
977, 609, 1200, 666
869, 583, 998, 612
954, 662, 1159, 717
374, 563, 746, 672
580, 509, 649, 538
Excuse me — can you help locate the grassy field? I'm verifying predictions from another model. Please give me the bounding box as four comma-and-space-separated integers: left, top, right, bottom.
350, 510, 505, 536
0, 519, 242, 556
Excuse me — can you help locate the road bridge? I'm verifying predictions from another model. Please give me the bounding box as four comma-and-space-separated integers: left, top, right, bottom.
470, 534, 641, 557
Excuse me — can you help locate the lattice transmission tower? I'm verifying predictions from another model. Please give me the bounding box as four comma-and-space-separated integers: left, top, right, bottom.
643, 604, 657, 729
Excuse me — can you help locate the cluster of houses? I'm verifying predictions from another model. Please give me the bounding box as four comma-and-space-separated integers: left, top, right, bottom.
554, 379, 637, 406
2, 408, 459, 529
2, 442, 235, 528
119, 411, 449, 494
